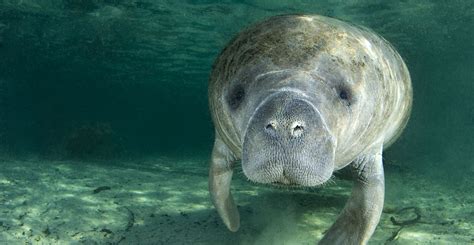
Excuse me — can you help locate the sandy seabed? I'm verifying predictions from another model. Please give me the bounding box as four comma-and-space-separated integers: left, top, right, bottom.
0, 155, 472, 244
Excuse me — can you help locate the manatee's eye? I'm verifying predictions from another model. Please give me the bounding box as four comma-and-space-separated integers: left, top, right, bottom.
227, 84, 245, 110
339, 90, 349, 100
337, 86, 353, 106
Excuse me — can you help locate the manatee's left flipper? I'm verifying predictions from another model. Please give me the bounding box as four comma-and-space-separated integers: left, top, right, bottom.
320, 146, 384, 245
209, 136, 240, 232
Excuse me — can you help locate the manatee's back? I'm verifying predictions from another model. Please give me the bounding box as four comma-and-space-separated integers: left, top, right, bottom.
209, 15, 412, 155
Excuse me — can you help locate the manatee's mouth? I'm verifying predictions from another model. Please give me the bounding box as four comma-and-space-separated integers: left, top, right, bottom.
249, 168, 331, 189
247, 172, 310, 189
270, 175, 306, 188
241, 91, 336, 187
268, 172, 298, 186
242, 155, 335, 187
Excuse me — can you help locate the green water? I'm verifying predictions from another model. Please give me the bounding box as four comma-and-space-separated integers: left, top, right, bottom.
0, 0, 473, 244
1, 1, 473, 161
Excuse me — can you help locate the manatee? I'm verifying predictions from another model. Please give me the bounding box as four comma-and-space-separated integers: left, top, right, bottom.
208, 14, 412, 244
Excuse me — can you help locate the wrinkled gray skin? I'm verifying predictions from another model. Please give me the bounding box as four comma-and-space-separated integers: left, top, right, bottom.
208, 14, 412, 244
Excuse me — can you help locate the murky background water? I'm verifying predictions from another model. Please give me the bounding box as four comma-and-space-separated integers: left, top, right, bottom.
0, 0, 473, 244
1, 0, 473, 166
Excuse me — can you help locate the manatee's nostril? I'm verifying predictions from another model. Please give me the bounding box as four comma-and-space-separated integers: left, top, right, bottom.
294, 125, 304, 131
265, 122, 276, 131
291, 122, 305, 137
264, 122, 278, 137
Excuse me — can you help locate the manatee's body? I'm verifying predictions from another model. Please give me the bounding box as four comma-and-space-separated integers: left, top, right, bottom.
208, 14, 412, 244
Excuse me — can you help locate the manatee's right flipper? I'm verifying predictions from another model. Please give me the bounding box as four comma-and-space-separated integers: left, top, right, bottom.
209, 136, 240, 232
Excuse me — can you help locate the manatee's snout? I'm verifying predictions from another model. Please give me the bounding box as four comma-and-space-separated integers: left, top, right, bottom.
242, 92, 336, 187
263, 100, 308, 140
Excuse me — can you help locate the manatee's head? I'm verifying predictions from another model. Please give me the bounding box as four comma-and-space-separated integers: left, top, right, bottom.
213, 15, 373, 188
224, 68, 340, 187
242, 90, 335, 187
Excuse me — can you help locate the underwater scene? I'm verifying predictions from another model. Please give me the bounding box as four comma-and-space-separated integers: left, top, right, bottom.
0, 0, 473, 244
